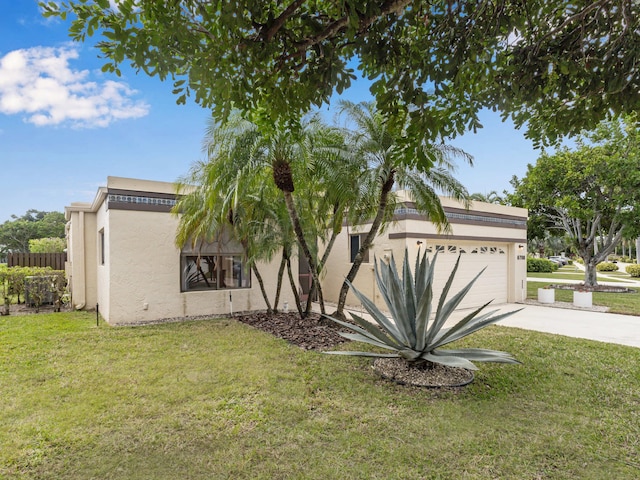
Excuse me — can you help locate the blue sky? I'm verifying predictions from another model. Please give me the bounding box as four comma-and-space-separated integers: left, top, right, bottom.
0, 1, 542, 225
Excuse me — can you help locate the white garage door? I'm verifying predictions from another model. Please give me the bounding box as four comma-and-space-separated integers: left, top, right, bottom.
426, 242, 509, 310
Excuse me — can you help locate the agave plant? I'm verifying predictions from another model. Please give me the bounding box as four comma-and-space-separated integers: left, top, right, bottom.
324, 249, 522, 370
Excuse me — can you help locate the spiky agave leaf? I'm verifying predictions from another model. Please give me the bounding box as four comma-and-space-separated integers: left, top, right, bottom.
375, 254, 414, 344
324, 249, 522, 371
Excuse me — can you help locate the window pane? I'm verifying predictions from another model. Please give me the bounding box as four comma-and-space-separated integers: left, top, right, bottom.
221, 255, 250, 288
181, 254, 250, 291
183, 256, 218, 290
350, 235, 360, 263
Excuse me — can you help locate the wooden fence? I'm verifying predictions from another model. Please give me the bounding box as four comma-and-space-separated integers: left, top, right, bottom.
8, 252, 67, 271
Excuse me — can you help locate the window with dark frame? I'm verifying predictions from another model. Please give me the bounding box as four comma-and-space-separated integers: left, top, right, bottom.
181, 254, 250, 292
99, 229, 105, 265
349, 234, 370, 263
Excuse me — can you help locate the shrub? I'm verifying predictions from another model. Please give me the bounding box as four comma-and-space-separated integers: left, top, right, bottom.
527, 258, 558, 273
25, 275, 53, 312
626, 265, 640, 277
0, 265, 9, 315
596, 262, 619, 272
7, 267, 27, 303
3, 266, 66, 312
325, 250, 521, 370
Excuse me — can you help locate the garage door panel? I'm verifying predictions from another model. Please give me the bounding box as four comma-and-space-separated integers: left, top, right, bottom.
427, 242, 508, 308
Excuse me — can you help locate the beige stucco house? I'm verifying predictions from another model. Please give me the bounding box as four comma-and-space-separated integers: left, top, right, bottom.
66, 177, 527, 324
65, 176, 298, 324
321, 192, 528, 311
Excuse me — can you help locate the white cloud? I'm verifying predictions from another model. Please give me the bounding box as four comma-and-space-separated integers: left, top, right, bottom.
0, 45, 149, 128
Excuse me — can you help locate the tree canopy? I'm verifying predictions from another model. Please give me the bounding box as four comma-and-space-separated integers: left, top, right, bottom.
42, 1, 640, 166
29, 237, 67, 253
511, 115, 640, 286
0, 210, 66, 254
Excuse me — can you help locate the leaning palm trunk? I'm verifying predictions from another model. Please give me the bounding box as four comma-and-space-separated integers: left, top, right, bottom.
272, 251, 287, 313
251, 264, 272, 314
281, 190, 326, 315
272, 156, 326, 315
285, 255, 304, 317
335, 172, 395, 319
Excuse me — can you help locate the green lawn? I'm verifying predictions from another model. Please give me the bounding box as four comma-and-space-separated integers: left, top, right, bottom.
2, 312, 640, 479
527, 281, 640, 315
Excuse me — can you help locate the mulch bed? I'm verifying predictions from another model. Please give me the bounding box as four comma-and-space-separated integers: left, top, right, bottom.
235, 310, 474, 388
234, 311, 349, 351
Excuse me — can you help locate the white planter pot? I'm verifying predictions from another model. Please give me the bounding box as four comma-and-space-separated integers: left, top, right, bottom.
573, 290, 593, 308
538, 288, 555, 304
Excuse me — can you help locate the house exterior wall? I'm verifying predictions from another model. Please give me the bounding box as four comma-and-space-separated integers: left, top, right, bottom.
65, 207, 100, 310
95, 197, 110, 321
321, 194, 528, 312
66, 176, 298, 325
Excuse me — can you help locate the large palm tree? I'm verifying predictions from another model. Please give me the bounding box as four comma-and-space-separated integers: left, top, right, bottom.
177, 114, 352, 317
174, 122, 282, 313
333, 101, 473, 318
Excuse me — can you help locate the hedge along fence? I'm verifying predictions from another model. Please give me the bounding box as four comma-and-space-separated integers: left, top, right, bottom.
0, 265, 67, 314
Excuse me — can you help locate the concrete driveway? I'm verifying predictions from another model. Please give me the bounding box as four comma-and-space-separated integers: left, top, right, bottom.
494, 302, 640, 348
337, 301, 640, 349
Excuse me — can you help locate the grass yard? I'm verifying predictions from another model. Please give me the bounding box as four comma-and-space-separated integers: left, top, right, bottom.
527, 281, 640, 315
2, 312, 640, 479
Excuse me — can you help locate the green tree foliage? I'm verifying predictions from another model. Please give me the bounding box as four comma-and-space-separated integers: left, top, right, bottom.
0, 210, 66, 253
42, 1, 640, 165
512, 115, 640, 286
29, 237, 67, 253
174, 114, 349, 317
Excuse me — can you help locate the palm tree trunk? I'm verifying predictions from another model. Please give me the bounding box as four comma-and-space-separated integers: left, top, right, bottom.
272, 250, 287, 312
335, 172, 395, 318
282, 190, 325, 314
304, 280, 316, 317
319, 222, 341, 272
251, 264, 273, 313
286, 255, 304, 317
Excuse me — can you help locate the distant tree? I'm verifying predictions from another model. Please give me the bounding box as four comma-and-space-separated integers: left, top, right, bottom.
43, 1, 640, 168
29, 237, 66, 253
512, 115, 640, 286
0, 210, 65, 253
469, 191, 505, 205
